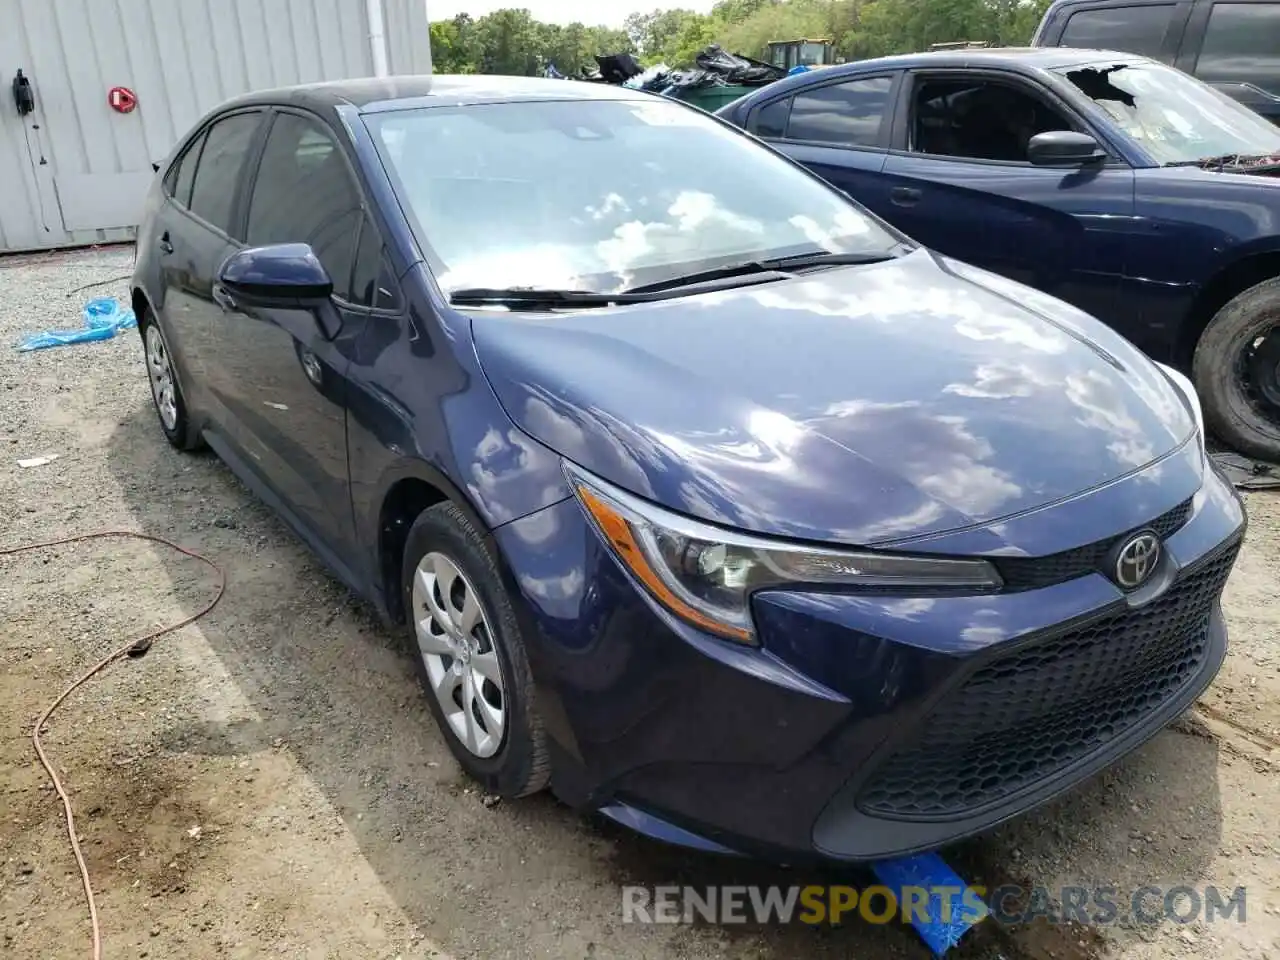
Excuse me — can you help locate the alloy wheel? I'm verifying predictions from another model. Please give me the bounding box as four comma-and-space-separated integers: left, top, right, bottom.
411, 551, 507, 758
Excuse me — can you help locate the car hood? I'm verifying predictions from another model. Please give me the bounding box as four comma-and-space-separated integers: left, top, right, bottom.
470, 249, 1194, 546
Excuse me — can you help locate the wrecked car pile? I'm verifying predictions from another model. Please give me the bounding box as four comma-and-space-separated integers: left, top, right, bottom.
561, 44, 787, 111
622, 44, 787, 96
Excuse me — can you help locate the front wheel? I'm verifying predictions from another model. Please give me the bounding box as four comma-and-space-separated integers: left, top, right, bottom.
1193, 278, 1280, 463
401, 501, 550, 798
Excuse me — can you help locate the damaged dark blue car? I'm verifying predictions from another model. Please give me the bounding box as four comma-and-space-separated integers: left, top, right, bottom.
130, 75, 1246, 863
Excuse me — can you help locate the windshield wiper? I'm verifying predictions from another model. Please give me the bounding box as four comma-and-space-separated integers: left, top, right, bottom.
622, 249, 904, 295
449, 287, 659, 309
448, 249, 906, 308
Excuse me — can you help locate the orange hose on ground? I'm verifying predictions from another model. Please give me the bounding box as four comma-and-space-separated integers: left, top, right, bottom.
0, 531, 226, 960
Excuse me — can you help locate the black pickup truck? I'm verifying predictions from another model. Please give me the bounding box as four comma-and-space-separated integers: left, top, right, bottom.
1031, 0, 1280, 122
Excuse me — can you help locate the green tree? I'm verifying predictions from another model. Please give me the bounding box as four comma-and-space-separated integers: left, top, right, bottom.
429, 0, 1055, 76
475, 8, 542, 75
429, 14, 483, 73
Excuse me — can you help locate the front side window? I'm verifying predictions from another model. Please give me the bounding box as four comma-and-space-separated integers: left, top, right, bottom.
911, 78, 1076, 162
1056, 59, 1280, 163
786, 77, 894, 146
1059, 4, 1175, 58
246, 113, 364, 300
1196, 2, 1280, 94
367, 98, 903, 296
187, 112, 261, 234
351, 215, 403, 310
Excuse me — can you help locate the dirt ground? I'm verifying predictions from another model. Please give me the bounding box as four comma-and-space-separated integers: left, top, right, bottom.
1, 247, 1278, 960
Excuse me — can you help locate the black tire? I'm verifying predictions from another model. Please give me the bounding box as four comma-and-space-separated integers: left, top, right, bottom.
139, 310, 204, 452
1193, 277, 1280, 463
400, 501, 550, 798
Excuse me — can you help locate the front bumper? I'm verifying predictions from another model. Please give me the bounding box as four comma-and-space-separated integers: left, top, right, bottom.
493, 458, 1246, 862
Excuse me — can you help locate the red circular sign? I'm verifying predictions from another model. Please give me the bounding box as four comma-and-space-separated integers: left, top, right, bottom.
107, 86, 137, 114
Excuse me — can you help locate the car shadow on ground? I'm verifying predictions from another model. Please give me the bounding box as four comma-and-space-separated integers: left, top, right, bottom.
104, 402, 1225, 960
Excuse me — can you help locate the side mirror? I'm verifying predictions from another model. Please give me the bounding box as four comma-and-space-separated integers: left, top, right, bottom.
1027, 130, 1107, 167
216, 243, 341, 339
218, 243, 333, 305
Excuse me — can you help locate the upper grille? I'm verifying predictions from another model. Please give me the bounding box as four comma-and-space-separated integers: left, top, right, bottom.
857, 542, 1237, 820
994, 498, 1193, 591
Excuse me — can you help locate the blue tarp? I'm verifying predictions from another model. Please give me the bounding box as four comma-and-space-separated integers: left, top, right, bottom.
872, 852, 986, 955
17, 297, 137, 352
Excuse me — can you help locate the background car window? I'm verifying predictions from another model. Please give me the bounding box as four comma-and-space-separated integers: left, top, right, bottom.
785, 77, 893, 146
1059, 4, 1175, 57
246, 113, 364, 301
752, 97, 792, 137
166, 131, 206, 208
910, 79, 1074, 162
1196, 3, 1280, 94
187, 113, 260, 234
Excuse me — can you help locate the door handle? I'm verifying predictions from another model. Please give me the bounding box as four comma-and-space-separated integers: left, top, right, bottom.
211, 283, 238, 312
158, 231, 174, 255
891, 186, 922, 206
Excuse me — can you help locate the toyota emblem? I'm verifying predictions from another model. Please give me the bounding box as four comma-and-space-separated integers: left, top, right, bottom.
1114, 532, 1161, 588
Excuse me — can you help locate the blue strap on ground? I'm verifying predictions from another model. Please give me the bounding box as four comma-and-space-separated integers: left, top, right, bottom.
872, 852, 986, 956
17, 297, 137, 352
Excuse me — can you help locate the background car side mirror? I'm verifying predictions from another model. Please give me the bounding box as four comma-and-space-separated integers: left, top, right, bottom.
1027, 130, 1107, 167
217, 244, 341, 338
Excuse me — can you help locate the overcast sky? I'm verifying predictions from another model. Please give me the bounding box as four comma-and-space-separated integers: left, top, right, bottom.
429, 0, 717, 28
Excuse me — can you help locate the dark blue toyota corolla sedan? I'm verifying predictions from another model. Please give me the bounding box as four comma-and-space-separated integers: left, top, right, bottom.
131, 75, 1246, 863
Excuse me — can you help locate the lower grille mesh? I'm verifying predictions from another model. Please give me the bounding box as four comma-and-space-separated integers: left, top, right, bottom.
857, 544, 1238, 819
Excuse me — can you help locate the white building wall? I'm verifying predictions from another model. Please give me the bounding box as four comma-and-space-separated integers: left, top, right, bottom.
0, 0, 431, 253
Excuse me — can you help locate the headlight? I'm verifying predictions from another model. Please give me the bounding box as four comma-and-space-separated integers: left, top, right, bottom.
565, 463, 1002, 645
1156, 362, 1206, 449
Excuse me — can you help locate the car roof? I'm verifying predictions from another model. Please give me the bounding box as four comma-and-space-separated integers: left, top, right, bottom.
813, 46, 1149, 76
733, 47, 1153, 102
216, 74, 658, 116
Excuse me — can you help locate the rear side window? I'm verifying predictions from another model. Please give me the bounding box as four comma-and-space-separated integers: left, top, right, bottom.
1196, 3, 1280, 93
165, 132, 205, 208
188, 112, 261, 234
785, 77, 894, 147
246, 113, 364, 301
1058, 4, 1176, 57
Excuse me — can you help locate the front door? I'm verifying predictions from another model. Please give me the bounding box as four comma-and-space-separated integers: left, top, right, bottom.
879, 71, 1136, 324
207, 110, 381, 562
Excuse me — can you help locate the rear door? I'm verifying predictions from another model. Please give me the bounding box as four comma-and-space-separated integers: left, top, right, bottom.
155, 110, 265, 427
877, 69, 1137, 325
1177, 0, 1280, 123
745, 72, 902, 214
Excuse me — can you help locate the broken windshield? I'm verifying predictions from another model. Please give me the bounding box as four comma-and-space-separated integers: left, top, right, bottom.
1056, 61, 1280, 166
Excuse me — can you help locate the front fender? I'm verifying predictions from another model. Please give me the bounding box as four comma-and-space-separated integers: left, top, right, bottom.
345, 299, 572, 614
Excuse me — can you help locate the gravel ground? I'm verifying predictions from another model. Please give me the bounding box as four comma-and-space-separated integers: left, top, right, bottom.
1, 246, 1278, 960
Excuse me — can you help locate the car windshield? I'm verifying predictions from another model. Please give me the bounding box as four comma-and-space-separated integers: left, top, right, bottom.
366, 97, 903, 296
1055, 60, 1280, 165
